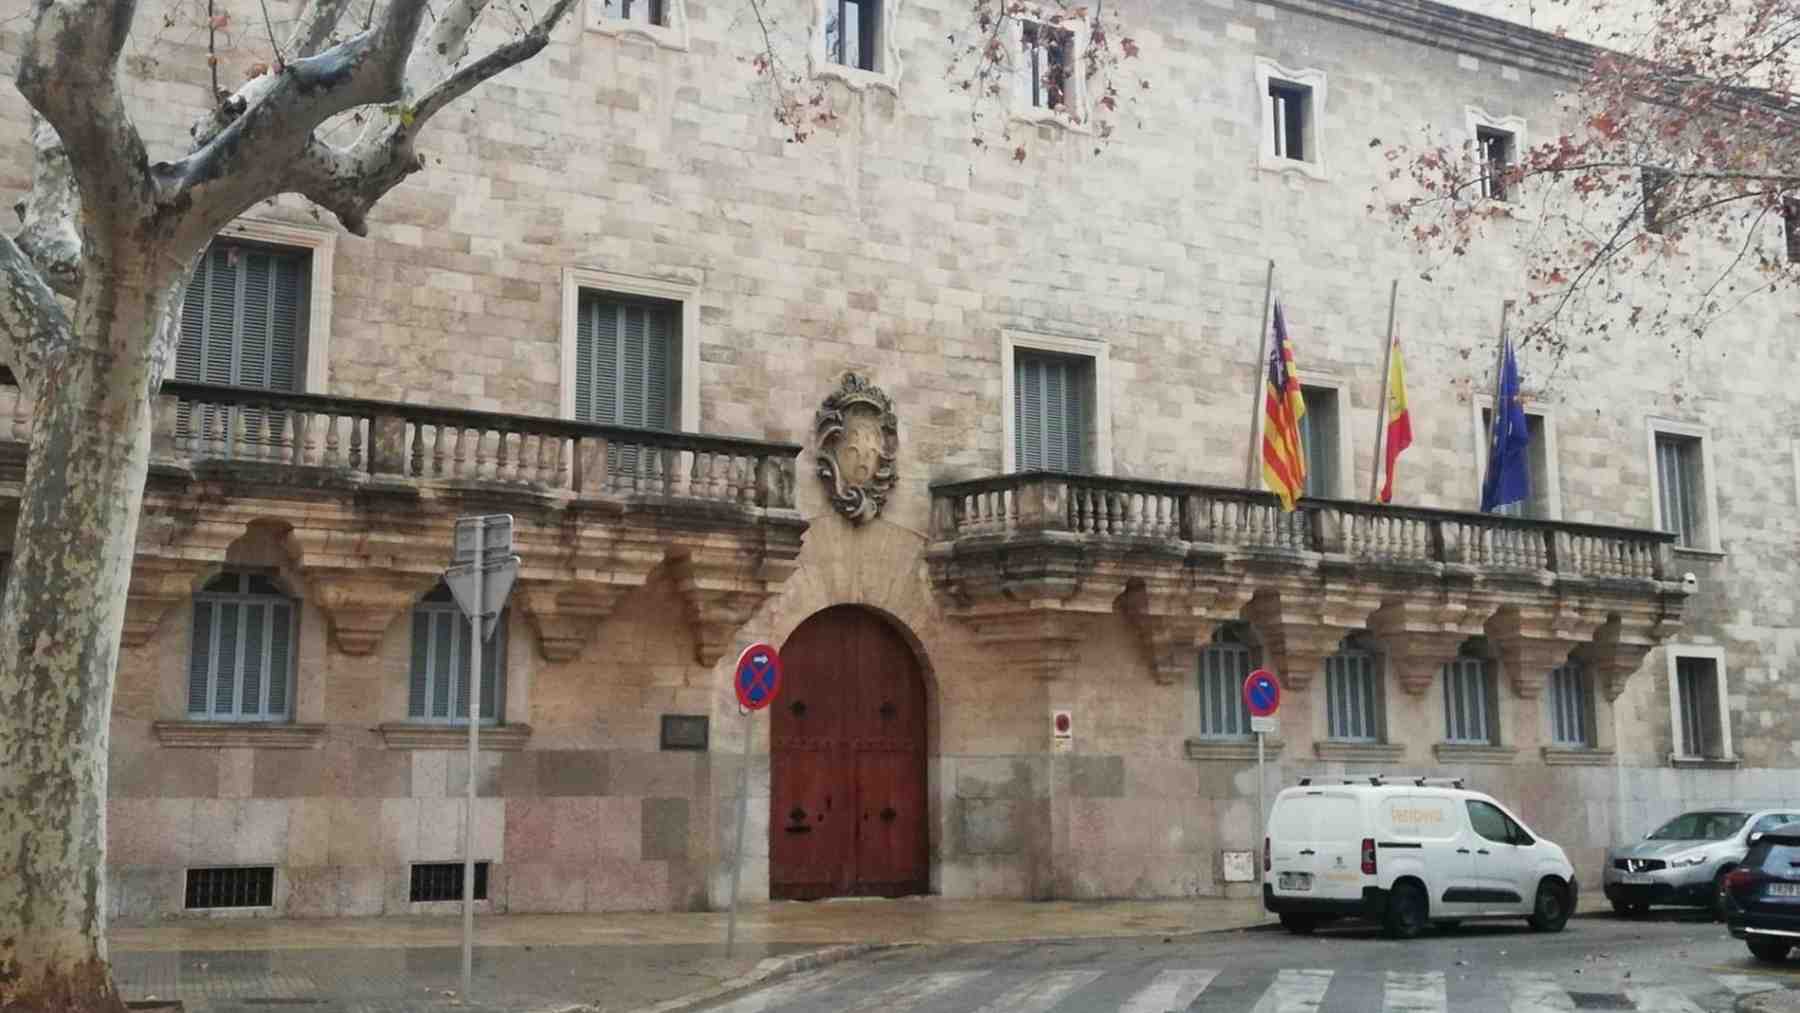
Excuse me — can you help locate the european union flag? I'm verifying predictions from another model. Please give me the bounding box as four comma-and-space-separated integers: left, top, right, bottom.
1480, 336, 1531, 513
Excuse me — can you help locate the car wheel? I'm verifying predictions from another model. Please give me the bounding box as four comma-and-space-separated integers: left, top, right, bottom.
1712, 867, 1734, 921
1747, 939, 1792, 964
1384, 881, 1428, 940
1610, 899, 1648, 917
1279, 913, 1317, 935
1528, 879, 1571, 932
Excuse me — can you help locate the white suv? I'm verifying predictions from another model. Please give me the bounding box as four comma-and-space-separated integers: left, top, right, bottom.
1263, 778, 1577, 938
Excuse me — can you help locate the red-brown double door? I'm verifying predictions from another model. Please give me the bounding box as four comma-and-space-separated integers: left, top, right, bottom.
771, 606, 928, 900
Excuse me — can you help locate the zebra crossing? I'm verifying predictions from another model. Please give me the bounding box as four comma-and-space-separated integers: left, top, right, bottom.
700, 961, 1795, 1013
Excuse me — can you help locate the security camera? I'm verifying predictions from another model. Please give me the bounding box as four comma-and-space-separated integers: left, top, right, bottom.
1682, 572, 1699, 589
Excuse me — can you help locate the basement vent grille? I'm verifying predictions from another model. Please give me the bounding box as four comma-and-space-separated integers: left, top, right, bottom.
184, 866, 275, 909
410, 861, 490, 903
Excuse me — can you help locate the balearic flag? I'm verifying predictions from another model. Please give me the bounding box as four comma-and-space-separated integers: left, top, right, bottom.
1378, 336, 1413, 503
1261, 303, 1307, 511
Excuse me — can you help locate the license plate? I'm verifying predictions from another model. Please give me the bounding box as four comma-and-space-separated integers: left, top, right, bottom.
1278, 872, 1312, 891
1618, 874, 1653, 885
1768, 883, 1800, 897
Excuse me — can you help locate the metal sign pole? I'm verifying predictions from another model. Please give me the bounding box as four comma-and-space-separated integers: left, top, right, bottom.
461, 534, 483, 1000
725, 705, 752, 957
1256, 729, 1266, 895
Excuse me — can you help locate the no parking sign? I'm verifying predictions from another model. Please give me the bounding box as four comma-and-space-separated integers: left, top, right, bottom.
733, 642, 783, 711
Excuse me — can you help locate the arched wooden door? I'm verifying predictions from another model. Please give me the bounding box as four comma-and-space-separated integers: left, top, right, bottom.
771, 606, 928, 900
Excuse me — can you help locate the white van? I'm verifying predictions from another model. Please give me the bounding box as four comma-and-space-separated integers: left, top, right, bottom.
1263, 778, 1577, 938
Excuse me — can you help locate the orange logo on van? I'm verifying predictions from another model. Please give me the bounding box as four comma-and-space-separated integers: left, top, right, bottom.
1390, 807, 1446, 825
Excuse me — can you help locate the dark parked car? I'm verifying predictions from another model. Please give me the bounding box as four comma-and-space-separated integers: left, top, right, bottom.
1724, 829, 1800, 964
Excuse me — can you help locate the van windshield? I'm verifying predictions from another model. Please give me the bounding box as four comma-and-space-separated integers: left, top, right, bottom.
1647, 811, 1748, 841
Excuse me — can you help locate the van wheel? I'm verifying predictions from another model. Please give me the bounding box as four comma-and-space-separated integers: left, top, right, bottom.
1747, 939, 1792, 964
1383, 882, 1428, 940
1279, 913, 1317, 935
1528, 879, 1571, 932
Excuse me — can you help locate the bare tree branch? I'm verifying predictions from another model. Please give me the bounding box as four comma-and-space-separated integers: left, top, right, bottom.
0, 235, 72, 401
288, 0, 360, 57
12, 116, 83, 299
407, 0, 497, 93
15, 0, 155, 226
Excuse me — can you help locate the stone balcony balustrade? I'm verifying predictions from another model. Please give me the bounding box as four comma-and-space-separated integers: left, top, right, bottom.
0, 381, 807, 668
928, 472, 1688, 699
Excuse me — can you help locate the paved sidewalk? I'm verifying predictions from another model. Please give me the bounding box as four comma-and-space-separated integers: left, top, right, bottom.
110, 896, 1274, 1013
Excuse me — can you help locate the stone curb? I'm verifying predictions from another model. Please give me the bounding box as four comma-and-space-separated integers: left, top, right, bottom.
592, 942, 911, 1013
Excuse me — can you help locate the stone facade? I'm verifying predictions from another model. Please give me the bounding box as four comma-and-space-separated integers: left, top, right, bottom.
2, 0, 1798, 922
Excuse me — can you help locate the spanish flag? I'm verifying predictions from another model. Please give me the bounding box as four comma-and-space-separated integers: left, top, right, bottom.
1379, 336, 1413, 503
1262, 303, 1307, 511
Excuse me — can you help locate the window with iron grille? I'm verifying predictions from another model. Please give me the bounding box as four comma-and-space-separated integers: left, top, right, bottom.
1326, 637, 1382, 742
825, 0, 879, 71
1018, 20, 1075, 112
1196, 626, 1254, 739
1269, 81, 1312, 162
1442, 647, 1497, 745
1654, 432, 1705, 548
188, 572, 297, 721
177, 242, 307, 392
184, 866, 275, 909
1548, 660, 1592, 747
410, 861, 490, 902
408, 584, 506, 724
1298, 386, 1339, 498
1676, 655, 1724, 758
1013, 350, 1092, 474
600, 0, 664, 23
1476, 126, 1516, 201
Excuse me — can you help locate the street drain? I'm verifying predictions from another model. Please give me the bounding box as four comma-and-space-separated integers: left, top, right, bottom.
1568, 994, 1633, 1011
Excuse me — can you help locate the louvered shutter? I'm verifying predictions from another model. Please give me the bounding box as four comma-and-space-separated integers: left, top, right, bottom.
270, 255, 303, 392
1015, 355, 1044, 469
408, 610, 432, 719
645, 308, 672, 429
188, 601, 215, 715
431, 610, 455, 719
574, 295, 677, 477
266, 602, 292, 718
480, 621, 504, 721
240, 602, 266, 718
239, 254, 272, 388
1014, 353, 1089, 474
176, 243, 304, 392
213, 602, 239, 715
574, 300, 598, 422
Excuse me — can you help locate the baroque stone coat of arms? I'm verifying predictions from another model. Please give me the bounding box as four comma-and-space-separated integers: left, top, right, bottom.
814, 373, 899, 524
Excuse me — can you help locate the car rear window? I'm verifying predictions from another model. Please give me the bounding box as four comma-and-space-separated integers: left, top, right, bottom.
1749, 840, 1800, 874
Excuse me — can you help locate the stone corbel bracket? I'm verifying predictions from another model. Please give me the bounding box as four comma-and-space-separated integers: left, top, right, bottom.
1117, 574, 1255, 685
671, 526, 805, 667
1245, 581, 1380, 691
123, 556, 221, 647
286, 525, 443, 655
517, 582, 636, 662
1367, 594, 1493, 695
1483, 602, 1602, 699
950, 604, 1105, 680
1579, 592, 1689, 700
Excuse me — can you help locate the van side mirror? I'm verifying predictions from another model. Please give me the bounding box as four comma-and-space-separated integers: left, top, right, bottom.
1750, 832, 1764, 845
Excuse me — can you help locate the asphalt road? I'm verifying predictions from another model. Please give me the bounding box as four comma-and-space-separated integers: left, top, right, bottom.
695, 911, 1800, 1012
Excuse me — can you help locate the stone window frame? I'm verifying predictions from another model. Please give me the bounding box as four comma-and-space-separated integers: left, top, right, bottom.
560, 267, 702, 434
809, 0, 904, 94
1469, 395, 1564, 520
1294, 370, 1354, 499
1000, 329, 1112, 476
1644, 416, 1723, 555
584, 0, 690, 50
1007, 10, 1092, 131
1664, 643, 1734, 765
210, 217, 337, 394
1464, 106, 1529, 207
1254, 58, 1329, 182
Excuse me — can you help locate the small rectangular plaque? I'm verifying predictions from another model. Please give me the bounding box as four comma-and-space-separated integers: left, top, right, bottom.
660, 714, 709, 752
1250, 715, 1279, 734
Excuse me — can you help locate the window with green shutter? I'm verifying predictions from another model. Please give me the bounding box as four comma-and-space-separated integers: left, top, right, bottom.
187, 572, 297, 721
177, 242, 308, 391
1013, 350, 1092, 473
407, 584, 506, 724
574, 292, 679, 474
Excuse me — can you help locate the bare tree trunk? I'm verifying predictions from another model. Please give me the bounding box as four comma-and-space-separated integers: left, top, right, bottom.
0, 248, 175, 1013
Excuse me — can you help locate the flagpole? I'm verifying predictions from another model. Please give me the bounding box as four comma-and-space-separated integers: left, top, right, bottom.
1244, 260, 1276, 489
1481, 300, 1515, 511
1368, 280, 1400, 502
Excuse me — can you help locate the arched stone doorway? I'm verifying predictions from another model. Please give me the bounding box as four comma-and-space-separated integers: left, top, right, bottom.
770, 605, 929, 900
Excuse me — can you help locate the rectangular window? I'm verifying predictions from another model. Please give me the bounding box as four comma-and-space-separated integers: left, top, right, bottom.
1442, 655, 1496, 745
1197, 641, 1253, 739
1298, 386, 1339, 498
410, 861, 490, 902
601, 0, 664, 23
826, 0, 878, 71
184, 866, 275, 909
1327, 650, 1381, 742
408, 604, 506, 724
1482, 409, 1550, 518
1013, 350, 1092, 473
1654, 432, 1705, 547
1643, 168, 1674, 234
1269, 81, 1312, 162
575, 292, 679, 476
187, 573, 297, 722
1477, 126, 1516, 202
1548, 662, 1592, 747
177, 242, 308, 392
1019, 20, 1075, 111
1676, 656, 1724, 758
